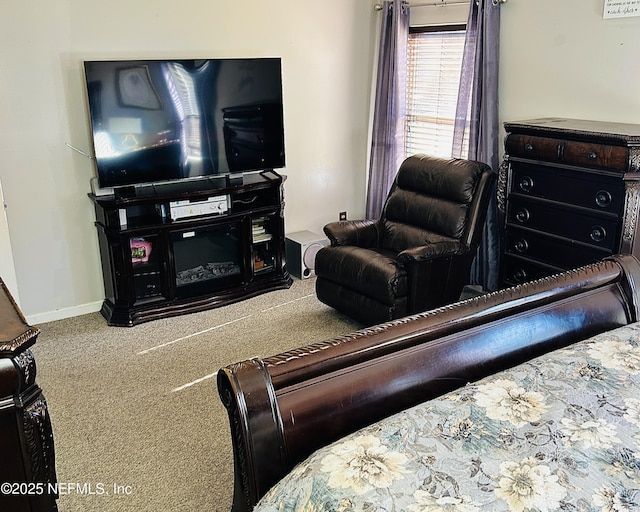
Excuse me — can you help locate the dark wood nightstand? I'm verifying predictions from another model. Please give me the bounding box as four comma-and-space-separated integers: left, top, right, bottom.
0, 279, 57, 511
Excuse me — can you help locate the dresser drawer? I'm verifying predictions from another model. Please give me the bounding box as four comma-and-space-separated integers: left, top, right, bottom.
502, 255, 560, 286
510, 164, 624, 214
506, 134, 561, 162
506, 134, 629, 171
505, 228, 610, 269
563, 140, 628, 171
507, 197, 620, 251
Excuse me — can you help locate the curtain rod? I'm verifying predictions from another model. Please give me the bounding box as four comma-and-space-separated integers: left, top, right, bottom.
373, 2, 462, 9
374, 0, 507, 9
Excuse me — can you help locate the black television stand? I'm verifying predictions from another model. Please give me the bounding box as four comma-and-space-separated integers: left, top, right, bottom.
90, 172, 292, 326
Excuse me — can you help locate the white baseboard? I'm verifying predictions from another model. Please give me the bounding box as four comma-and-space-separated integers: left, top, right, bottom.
26, 300, 103, 326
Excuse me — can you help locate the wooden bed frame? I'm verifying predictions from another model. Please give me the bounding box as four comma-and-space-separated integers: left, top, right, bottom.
217, 254, 640, 512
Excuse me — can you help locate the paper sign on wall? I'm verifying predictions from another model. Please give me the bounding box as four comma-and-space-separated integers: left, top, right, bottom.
603, 0, 640, 18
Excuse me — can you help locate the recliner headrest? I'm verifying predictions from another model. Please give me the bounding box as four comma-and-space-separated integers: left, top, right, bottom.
396, 155, 488, 204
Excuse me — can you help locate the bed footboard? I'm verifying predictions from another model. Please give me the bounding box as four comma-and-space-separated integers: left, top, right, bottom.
217, 254, 640, 512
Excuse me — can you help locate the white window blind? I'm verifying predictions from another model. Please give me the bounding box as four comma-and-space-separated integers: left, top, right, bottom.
405, 27, 467, 159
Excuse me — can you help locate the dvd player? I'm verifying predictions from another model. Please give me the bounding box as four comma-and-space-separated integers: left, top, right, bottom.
169, 195, 229, 220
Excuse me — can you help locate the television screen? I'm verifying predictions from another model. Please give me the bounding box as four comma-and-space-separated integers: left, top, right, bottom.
83, 58, 285, 189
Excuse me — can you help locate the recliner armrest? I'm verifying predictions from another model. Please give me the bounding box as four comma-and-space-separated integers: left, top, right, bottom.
398, 241, 464, 263
323, 220, 380, 247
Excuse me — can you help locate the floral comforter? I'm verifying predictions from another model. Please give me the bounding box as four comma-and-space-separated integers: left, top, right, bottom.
255, 323, 640, 511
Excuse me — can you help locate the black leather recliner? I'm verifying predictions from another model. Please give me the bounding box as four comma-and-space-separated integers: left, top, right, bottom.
315, 154, 496, 325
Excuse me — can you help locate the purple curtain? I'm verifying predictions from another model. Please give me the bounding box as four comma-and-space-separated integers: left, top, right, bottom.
365, 0, 409, 220
452, 0, 502, 291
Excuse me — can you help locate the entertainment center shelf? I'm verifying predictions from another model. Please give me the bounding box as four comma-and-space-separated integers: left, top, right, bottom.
90, 172, 292, 326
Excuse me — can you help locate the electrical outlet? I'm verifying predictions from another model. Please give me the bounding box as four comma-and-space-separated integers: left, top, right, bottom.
339, 211, 347, 221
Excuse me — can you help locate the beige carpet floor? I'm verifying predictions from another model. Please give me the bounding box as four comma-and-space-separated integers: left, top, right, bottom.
31, 277, 361, 512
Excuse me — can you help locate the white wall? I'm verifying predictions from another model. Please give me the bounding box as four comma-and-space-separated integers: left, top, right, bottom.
499, 0, 640, 125
0, 0, 378, 323
1, 0, 639, 323
0, 180, 20, 304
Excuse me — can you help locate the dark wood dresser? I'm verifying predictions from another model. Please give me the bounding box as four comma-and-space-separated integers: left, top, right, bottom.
0, 279, 57, 511
498, 118, 640, 286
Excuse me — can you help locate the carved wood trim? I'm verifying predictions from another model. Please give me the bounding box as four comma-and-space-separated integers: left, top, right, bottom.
496, 153, 509, 214
13, 349, 37, 389
22, 395, 57, 486
622, 181, 640, 249
0, 327, 40, 355
630, 147, 640, 173
264, 259, 619, 370
0, 277, 40, 355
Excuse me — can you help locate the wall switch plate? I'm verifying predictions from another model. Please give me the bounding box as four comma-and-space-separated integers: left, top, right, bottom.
339, 211, 347, 221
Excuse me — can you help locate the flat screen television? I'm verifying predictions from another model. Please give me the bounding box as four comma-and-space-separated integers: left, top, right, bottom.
83, 58, 285, 189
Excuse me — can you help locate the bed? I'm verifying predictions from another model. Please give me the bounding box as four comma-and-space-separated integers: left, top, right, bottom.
217, 254, 640, 512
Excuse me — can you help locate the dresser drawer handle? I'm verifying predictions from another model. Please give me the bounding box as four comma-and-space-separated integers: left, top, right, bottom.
524, 143, 534, 152
518, 176, 534, 193
587, 151, 597, 160
513, 238, 529, 253
513, 268, 527, 283
515, 208, 530, 223
595, 190, 612, 208
590, 226, 607, 243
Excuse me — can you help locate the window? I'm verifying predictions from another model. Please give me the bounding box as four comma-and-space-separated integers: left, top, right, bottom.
405, 25, 468, 159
